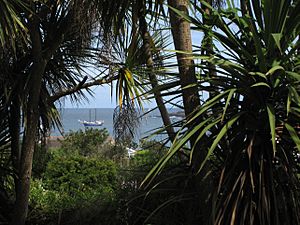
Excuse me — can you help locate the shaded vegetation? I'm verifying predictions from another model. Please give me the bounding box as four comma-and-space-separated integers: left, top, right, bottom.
27, 129, 176, 225
0, 0, 299, 225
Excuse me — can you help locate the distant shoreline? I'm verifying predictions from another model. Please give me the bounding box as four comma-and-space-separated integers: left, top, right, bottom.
46, 135, 114, 148
46, 136, 64, 148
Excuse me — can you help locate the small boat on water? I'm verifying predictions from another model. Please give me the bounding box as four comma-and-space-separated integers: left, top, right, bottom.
79, 109, 104, 127
78, 120, 104, 127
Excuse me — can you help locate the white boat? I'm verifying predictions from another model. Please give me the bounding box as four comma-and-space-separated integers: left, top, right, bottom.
78, 119, 104, 127
79, 109, 104, 127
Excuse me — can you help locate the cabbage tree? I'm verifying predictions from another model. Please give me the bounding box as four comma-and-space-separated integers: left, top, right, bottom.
0, 1, 129, 224
146, 0, 300, 224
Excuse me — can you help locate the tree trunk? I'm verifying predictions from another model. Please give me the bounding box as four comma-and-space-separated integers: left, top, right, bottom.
137, 6, 176, 142
11, 17, 47, 225
8, 96, 21, 200
167, 0, 211, 165
167, 0, 200, 121
168, 1, 213, 223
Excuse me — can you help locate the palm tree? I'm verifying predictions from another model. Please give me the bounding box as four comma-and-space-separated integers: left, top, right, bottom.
146, 0, 300, 224
0, 0, 28, 50
0, 0, 177, 223
8, 2, 93, 224
167, 0, 201, 125
134, 0, 177, 142
0, 1, 131, 224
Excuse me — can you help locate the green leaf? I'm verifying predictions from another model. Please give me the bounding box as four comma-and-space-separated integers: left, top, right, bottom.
197, 113, 242, 174
287, 94, 291, 116
248, 72, 267, 80
271, 33, 282, 53
288, 86, 300, 106
285, 123, 300, 151
186, 89, 232, 126
190, 118, 221, 164
251, 82, 271, 88
167, 5, 193, 24
266, 104, 276, 155
290, 107, 300, 118
221, 88, 236, 122
266, 65, 285, 76
251, 0, 263, 29
248, 19, 267, 72
286, 71, 300, 81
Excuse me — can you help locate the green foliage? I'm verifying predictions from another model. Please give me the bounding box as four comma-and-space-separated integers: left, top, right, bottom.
30, 128, 115, 222
61, 128, 109, 156
131, 149, 158, 168
44, 154, 117, 196
131, 141, 168, 170
145, 1, 300, 225
32, 145, 52, 179
27, 127, 137, 225
29, 154, 119, 224
0, 0, 29, 50
116, 141, 195, 225
58, 128, 127, 161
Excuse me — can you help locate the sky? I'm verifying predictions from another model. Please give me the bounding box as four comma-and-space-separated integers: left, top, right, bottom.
64, 85, 117, 108
63, 83, 158, 108
63, 28, 206, 109
63, 4, 213, 109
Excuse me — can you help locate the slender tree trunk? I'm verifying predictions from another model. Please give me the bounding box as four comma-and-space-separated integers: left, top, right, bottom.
137, 6, 176, 142
11, 16, 47, 225
167, 0, 200, 122
167, 0, 212, 165
8, 97, 21, 200
148, 75, 176, 141
168, 1, 213, 223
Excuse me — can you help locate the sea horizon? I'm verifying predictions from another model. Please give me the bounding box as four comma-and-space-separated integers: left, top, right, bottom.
51, 107, 182, 142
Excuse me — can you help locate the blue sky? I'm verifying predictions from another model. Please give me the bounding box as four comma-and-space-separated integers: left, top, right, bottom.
64, 85, 117, 108
63, 3, 220, 109
63, 29, 205, 108
64, 84, 158, 108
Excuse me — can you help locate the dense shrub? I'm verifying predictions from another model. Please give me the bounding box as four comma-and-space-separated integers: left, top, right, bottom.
58, 128, 127, 160
28, 131, 178, 225
130, 140, 179, 170
29, 154, 119, 224
32, 145, 52, 178
44, 154, 117, 196
60, 128, 109, 156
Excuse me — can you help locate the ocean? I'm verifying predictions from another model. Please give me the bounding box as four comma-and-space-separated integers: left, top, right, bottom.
51, 108, 180, 142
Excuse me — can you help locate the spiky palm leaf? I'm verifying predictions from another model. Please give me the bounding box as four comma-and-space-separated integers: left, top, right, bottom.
111, 24, 150, 143
0, 0, 28, 50
145, 0, 300, 224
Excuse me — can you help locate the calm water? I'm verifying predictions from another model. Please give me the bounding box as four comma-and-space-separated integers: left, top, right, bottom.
51, 108, 180, 141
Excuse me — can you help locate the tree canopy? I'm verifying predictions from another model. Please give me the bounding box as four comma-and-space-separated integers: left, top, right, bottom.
0, 0, 299, 225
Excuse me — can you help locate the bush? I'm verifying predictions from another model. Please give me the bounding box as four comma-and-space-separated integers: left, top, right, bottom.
59, 128, 127, 160
29, 133, 177, 225
61, 128, 109, 156
130, 140, 176, 170
32, 145, 52, 178
44, 154, 117, 198
29, 154, 119, 224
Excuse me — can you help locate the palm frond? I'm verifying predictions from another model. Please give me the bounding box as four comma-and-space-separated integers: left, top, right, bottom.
144, 1, 300, 224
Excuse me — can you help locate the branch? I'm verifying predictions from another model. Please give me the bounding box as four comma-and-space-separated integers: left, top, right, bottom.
49, 75, 118, 103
